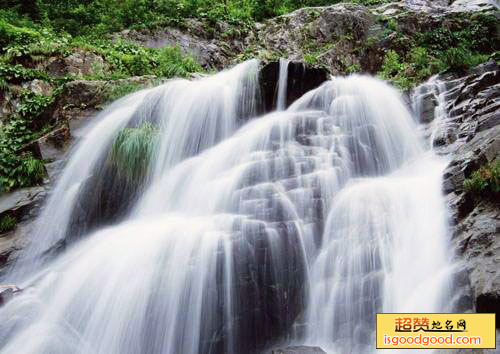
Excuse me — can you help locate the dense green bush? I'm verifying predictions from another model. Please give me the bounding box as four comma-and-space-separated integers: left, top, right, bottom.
1, 0, 395, 37
0, 17, 40, 53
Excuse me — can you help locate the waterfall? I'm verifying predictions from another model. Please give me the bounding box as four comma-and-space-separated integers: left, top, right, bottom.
0, 61, 454, 354
276, 59, 290, 110
411, 76, 455, 150
6, 59, 261, 280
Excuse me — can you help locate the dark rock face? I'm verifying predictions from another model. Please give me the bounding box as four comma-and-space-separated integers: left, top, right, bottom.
259, 61, 329, 113
420, 61, 500, 326
204, 111, 335, 353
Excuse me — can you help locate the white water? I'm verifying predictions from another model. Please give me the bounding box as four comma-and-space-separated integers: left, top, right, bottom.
276, 59, 290, 110
7, 59, 261, 279
0, 62, 454, 354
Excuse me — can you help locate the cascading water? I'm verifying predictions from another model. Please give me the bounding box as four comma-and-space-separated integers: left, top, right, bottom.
7, 59, 261, 280
276, 59, 290, 111
0, 60, 454, 354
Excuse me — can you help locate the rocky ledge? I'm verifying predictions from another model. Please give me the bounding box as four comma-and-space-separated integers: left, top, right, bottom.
413, 61, 499, 326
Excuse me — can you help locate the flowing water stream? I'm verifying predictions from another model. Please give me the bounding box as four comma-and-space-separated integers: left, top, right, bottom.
0, 60, 454, 354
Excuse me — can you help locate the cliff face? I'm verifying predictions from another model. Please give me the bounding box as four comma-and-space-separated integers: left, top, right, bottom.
438, 62, 499, 326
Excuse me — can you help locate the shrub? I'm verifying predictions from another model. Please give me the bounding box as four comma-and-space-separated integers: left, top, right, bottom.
155, 46, 202, 78
0, 152, 46, 192
110, 122, 159, 181
0, 214, 17, 233
464, 161, 500, 198
437, 46, 489, 73
0, 90, 54, 192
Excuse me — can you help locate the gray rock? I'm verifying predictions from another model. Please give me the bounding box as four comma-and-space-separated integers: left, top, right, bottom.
22, 79, 53, 96
0, 187, 45, 218
272, 346, 327, 354
435, 61, 500, 327
113, 20, 240, 69
419, 91, 438, 123
246, 4, 373, 73
453, 203, 500, 327
450, 0, 500, 12
40, 49, 108, 78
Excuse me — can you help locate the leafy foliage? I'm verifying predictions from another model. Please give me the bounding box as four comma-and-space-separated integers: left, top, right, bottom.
0, 90, 54, 192
110, 122, 159, 181
0, 151, 46, 192
1, 0, 395, 37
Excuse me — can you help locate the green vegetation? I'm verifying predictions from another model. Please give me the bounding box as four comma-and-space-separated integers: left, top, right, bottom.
0, 1, 498, 194
2, 0, 396, 37
106, 83, 144, 102
110, 122, 159, 181
0, 89, 54, 192
377, 13, 498, 89
464, 162, 500, 200
0, 214, 17, 233
0, 5, 202, 194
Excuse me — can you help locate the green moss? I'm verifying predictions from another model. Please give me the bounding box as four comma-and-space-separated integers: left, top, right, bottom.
304, 53, 318, 66
0, 214, 17, 233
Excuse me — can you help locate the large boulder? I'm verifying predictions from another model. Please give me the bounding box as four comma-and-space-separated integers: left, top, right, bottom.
40, 49, 108, 78
246, 4, 373, 74
113, 19, 244, 69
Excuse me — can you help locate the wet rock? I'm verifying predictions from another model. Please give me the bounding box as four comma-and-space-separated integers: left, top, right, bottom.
37, 125, 71, 162
259, 61, 328, 113
452, 203, 500, 327
0, 186, 45, 221
434, 61, 500, 327
0, 220, 36, 278
272, 346, 327, 354
0, 285, 21, 306
419, 91, 438, 123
